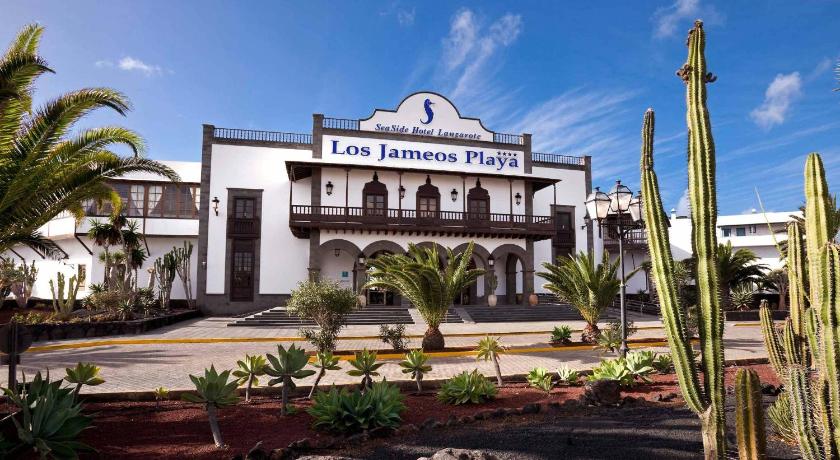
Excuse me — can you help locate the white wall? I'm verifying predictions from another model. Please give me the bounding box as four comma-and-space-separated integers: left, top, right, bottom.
206, 144, 312, 295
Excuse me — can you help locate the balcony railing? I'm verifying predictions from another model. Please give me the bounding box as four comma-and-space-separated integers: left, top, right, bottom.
214, 127, 312, 144
227, 217, 261, 238
289, 205, 554, 239
603, 227, 647, 248
531, 152, 586, 166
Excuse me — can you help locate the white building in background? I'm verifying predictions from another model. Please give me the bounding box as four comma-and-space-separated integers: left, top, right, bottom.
616, 209, 800, 294
197, 92, 595, 314
3, 161, 200, 302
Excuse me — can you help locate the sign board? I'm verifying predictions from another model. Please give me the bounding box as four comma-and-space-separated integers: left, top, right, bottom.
322, 134, 524, 175
360, 92, 494, 142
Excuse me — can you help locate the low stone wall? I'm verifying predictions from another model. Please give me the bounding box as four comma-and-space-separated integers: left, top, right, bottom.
724, 309, 788, 322
25, 309, 201, 342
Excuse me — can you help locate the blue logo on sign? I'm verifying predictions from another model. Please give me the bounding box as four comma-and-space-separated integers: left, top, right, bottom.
420, 98, 434, 125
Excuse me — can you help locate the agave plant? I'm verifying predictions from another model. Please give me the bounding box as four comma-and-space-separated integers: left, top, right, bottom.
652, 353, 674, 374
538, 251, 620, 343
181, 366, 239, 448
729, 284, 755, 311
526, 367, 554, 394
153, 386, 169, 410
347, 348, 384, 391
399, 349, 432, 394
308, 380, 406, 434
594, 327, 622, 354
64, 362, 105, 399
364, 242, 483, 350
264, 344, 316, 416
624, 351, 657, 383
550, 325, 573, 345
1, 371, 94, 459
232, 354, 267, 403
0, 24, 179, 258
556, 364, 580, 385
437, 369, 497, 405
308, 351, 341, 399
589, 358, 633, 387
475, 335, 506, 386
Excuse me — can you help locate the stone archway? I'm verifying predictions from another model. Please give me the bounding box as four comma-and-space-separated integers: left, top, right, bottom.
361, 240, 405, 258
415, 241, 449, 267
317, 239, 363, 292
361, 240, 406, 306
453, 242, 492, 305
490, 244, 534, 306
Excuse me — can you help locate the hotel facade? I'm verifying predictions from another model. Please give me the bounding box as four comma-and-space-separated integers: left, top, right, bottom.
197, 92, 594, 314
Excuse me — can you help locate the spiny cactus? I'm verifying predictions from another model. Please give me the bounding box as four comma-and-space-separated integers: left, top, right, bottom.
735, 368, 767, 460
49, 272, 83, 321
640, 20, 727, 459
759, 153, 840, 460
173, 241, 194, 308
154, 252, 176, 310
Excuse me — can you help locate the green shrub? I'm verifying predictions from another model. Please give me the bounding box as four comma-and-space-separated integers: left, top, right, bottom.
526, 367, 554, 394
348, 348, 384, 391
379, 324, 409, 350
288, 280, 358, 352
556, 364, 580, 385
550, 325, 573, 345
0, 372, 94, 458
652, 353, 674, 374
588, 358, 633, 386
399, 349, 432, 393
182, 366, 239, 448
437, 370, 497, 405
308, 380, 405, 434
766, 393, 797, 445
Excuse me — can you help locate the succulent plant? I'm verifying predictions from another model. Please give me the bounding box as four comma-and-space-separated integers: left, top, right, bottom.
594, 327, 622, 354
264, 344, 316, 415
476, 335, 506, 386
766, 393, 797, 446
64, 362, 105, 399
308, 380, 405, 434
438, 369, 497, 405
153, 386, 169, 410
556, 364, 580, 385
48, 272, 82, 321
652, 353, 675, 374
526, 367, 554, 394
232, 354, 267, 402
347, 348, 384, 391
181, 366, 239, 448
309, 351, 341, 399
588, 358, 634, 387
735, 368, 767, 460
624, 351, 657, 383
550, 325, 573, 345
399, 349, 432, 394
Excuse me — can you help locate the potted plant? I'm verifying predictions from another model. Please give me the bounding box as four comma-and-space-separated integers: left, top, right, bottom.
486, 271, 498, 307
529, 292, 539, 306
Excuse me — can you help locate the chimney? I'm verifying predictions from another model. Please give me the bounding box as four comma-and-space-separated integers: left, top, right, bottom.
670, 208, 676, 220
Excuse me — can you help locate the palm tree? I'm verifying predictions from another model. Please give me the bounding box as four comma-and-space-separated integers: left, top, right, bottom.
0, 24, 178, 258
762, 268, 788, 310
716, 241, 767, 309
537, 251, 620, 343
364, 241, 483, 351
88, 217, 122, 287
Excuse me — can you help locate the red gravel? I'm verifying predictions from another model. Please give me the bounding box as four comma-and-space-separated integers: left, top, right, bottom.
75, 363, 777, 459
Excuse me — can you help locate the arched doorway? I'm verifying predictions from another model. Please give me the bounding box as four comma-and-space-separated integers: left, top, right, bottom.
452, 242, 491, 306
490, 244, 532, 306
361, 241, 405, 306
317, 239, 362, 292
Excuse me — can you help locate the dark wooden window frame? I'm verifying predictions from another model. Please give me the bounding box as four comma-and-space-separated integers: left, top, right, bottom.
84, 180, 201, 219
551, 205, 576, 261
416, 175, 440, 219
467, 179, 490, 221
225, 189, 263, 303
362, 173, 388, 217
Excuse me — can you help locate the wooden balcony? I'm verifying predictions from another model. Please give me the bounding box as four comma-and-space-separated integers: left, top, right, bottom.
289, 205, 555, 240
603, 227, 648, 250
227, 217, 261, 238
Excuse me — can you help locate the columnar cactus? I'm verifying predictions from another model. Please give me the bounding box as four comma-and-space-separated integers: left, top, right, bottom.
759, 153, 840, 460
154, 253, 176, 310
735, 368, 767, 460
640, 20, 726, 459
49, 272, 82, 320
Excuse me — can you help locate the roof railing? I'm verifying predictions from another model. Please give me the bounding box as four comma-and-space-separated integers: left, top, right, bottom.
531, 152, 586, 166
213, 127, 312, 144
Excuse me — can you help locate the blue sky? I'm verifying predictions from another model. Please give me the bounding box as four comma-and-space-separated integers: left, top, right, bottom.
3, 0, 839, 214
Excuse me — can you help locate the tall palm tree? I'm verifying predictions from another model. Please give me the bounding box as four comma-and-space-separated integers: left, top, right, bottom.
87, 217, 123, 287
364, 241, 483, 351
537, 251, 620, 343
0, 24, 178, 258
716, 241, 767, 309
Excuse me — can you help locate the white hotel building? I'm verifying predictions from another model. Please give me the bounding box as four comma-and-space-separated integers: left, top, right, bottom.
197, 92, 593, 314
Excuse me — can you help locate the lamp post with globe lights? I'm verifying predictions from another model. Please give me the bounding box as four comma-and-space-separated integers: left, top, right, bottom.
585, 180, 644, 357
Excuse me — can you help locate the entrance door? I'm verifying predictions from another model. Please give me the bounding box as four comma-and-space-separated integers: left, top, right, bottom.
553, 210, 575, 260
231, 239, 255, 301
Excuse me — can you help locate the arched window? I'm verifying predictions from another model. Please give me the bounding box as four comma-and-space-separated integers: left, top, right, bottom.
467, 179, 490, 220
362, 172, 388, 217
416, 175, 440, 219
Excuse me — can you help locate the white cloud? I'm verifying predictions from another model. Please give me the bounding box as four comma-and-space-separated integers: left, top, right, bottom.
750, 72, 802, 129
117, 56, 163, 76
397, 8, 415, 26
441, 9, 522, 103
676, 188, 691, 216
652, 0, 700, 38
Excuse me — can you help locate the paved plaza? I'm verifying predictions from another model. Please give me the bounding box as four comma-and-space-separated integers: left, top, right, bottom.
4, 312, 770, 395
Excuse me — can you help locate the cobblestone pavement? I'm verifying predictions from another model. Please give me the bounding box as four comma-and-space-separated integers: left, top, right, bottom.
2, 315, 768, 395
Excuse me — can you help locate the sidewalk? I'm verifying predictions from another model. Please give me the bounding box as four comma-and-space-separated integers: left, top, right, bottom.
3, 317, 768, 395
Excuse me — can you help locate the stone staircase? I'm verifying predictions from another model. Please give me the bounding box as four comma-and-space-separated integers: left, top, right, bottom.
462, 303, 617, 323
228, 305, 462, 327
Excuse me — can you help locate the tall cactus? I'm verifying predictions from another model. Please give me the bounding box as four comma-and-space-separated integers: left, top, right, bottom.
640, 20, 726, 459
759, 153, 840, 459
735, 368, 767, 460
49, 272, 83, 321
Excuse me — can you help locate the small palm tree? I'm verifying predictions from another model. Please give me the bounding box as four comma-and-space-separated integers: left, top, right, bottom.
348, 348, 384, 391
364, 241, 483, 350
761, 268, 788, 310
264, 344, 315, 415
0, 24, 179, 258
476, 336, 506, 386
308, 351, 341, 399
88, 218, 123, 287
537, 251, 620, 343
64, 362, 105, 399
181, 366, 239, 448
399, 349, 432, 393
232, 354, 266, 403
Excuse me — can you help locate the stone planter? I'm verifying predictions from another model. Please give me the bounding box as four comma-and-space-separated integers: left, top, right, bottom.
487, 294, 497, 307
23, 309, 201, 342
528, 293, 539, 306
357, 294, 367, 308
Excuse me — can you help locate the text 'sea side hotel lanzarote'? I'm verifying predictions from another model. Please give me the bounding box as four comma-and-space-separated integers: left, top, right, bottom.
198, 92, 592, 314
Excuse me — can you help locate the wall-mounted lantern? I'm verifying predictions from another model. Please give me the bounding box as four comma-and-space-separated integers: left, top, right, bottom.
212, 196, 220, 216
488, 256, 495, 267
398, 185, 406, 200
325, 181, 334, 196
451, 188, 458, 202
515, 192, 522, 206
357, 255, 366, 266
334, 248, 341, 257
